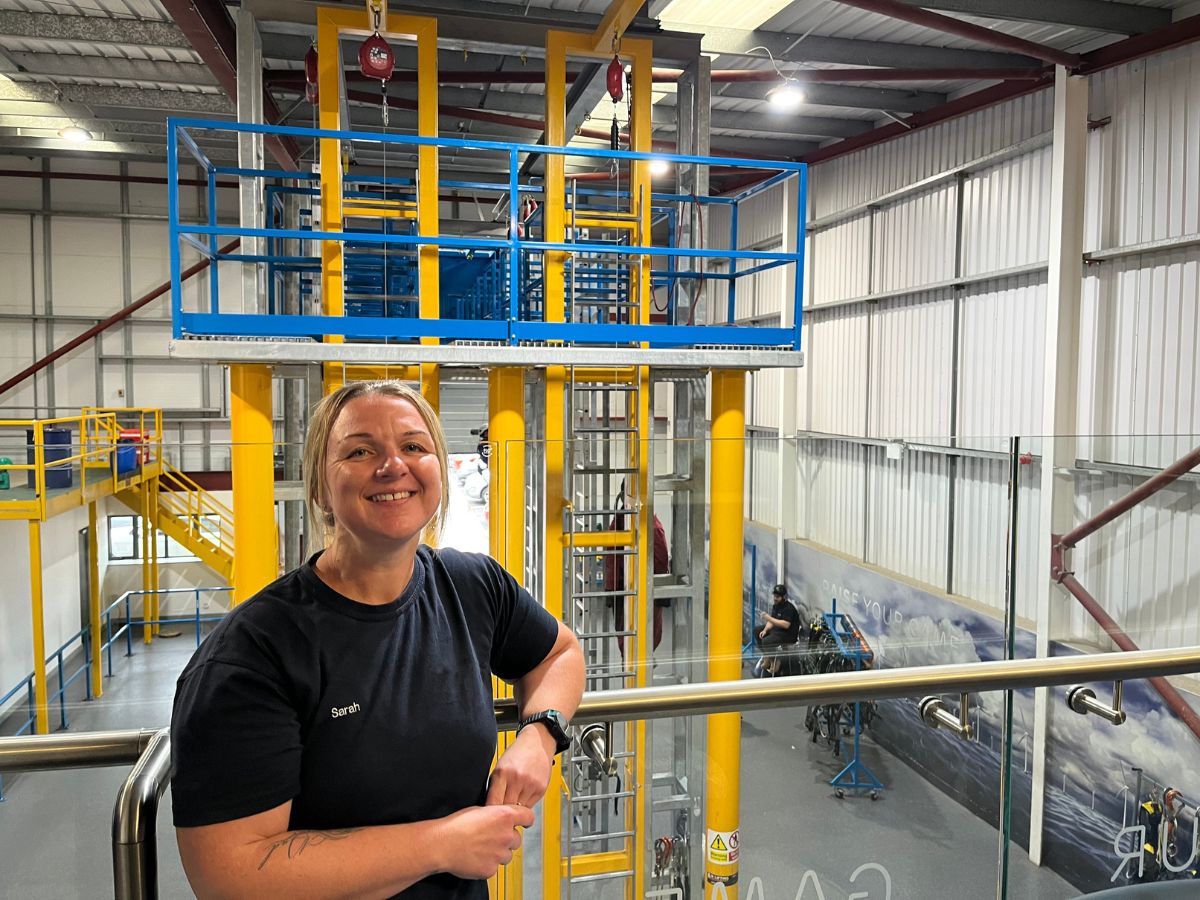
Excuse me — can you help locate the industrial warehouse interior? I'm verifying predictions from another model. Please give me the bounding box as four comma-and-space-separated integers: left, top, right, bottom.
0, 0, 1197, 897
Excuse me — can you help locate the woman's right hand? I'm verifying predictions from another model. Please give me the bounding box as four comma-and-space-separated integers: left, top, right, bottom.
437, 805, 536, 880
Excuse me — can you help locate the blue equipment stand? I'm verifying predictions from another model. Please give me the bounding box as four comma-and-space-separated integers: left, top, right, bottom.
825, 600, 885, 799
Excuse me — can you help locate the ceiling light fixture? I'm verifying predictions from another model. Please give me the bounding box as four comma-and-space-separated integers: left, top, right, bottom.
749, 45, 805, 112
58, 126, 93, 143
648, 158, 670, 176
767, 82, 805, 110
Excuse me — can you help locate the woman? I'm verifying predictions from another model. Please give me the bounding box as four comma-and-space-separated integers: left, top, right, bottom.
170, 381, 585, 899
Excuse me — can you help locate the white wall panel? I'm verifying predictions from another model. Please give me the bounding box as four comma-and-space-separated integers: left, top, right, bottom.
811, 213, 871, 304
950, 455, 1009, 612
1078, 251, 1200, 466
957, 274, 1048, 445
962, 147, 1052, 275
805, 306, 868, 435
0, 159, 46, 210
748, 368, 781, 430
811, 90, 1053, 218
800, 438, 866, 559
49, 218, 124, 316
749, 434, 779, 528
1068, 471, 1200, 652
1087, 45, 1200, 252
50, 158, 122, 213
736, 180, 785, 250
871, 185, 956, 294
865, 447, 949, 589
869, 291, 953, 440
49, 322, 96, 408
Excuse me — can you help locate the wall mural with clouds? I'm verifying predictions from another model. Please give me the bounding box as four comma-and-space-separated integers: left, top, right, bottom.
741, 529, 1200, 892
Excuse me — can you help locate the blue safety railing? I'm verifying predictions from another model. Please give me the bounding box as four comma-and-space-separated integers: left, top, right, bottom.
167, 118, 807, 350
0, 585, 230, 801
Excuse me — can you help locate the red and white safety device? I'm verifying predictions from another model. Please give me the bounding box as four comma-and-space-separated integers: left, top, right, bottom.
304, 43, 319, 105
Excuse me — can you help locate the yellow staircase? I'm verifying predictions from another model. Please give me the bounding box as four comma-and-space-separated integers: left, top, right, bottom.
116, 459, 234, 583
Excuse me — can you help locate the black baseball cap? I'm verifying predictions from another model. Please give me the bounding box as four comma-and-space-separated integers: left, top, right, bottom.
772, 584, 786, 598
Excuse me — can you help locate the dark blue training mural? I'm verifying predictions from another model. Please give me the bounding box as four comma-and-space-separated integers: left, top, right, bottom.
744, 524, 1200, 893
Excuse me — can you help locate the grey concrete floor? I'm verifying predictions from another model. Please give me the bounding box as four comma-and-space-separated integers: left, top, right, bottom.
0, 639, 1080, 899
0, 632, 197, 900
735, 706, 1078, 900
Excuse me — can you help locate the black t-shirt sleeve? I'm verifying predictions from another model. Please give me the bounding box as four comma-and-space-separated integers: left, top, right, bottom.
473, 554, 559, 681
171, 658, 303, 828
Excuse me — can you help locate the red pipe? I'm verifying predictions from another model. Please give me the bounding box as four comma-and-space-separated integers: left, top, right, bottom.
1059, 445, 1200, 549
832, 0, 1080, 68
1058, 574, 1200, 744
0, 240, 240, 400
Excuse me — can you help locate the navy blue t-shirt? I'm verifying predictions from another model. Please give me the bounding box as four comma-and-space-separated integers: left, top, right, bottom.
170, 545, 559, 898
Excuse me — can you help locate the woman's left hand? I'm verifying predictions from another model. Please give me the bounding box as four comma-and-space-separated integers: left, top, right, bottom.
486, 726, 556, 808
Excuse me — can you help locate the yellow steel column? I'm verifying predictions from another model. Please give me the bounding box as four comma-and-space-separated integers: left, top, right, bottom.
705, 369, 746, 899
629, 45, 652, 900
316, 7, 345, 396
88, 501, 103, 699
28, 520, 49, 734
141, 476, 152, 643
542, 31, 569, 900
231, 364, 277, 605
488, 367, 526, 900
415, 17, 441, 413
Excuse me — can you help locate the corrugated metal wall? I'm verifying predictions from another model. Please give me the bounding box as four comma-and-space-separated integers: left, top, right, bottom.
762, 43, 1200, 633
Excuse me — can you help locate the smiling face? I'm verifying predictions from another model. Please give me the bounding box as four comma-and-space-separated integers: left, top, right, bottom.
320, 393, 444, 556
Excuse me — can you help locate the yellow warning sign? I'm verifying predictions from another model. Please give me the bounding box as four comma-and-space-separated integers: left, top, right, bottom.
706, 828, 739, 865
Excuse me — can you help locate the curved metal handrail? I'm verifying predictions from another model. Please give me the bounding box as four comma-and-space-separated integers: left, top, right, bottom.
0, 645, 1198, 899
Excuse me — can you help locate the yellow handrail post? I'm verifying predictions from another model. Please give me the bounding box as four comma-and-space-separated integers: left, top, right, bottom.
150, 475, 160, 636
28, 520, 49, 734
88, 501, 103, 699
142, 472, 152, 644
705, 369, 746, 899
231, 364, 277, 605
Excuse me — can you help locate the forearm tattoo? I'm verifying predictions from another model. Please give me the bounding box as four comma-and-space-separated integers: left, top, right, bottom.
258, 828, 361, 869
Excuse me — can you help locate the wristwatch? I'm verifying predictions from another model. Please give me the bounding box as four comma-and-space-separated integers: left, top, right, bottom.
517, 709, 572, 755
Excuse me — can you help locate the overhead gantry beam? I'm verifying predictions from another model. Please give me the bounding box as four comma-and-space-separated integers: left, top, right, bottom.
895, 0, 1171, 36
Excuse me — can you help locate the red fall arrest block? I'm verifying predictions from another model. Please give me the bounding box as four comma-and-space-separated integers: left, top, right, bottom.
359, 31, 395, 124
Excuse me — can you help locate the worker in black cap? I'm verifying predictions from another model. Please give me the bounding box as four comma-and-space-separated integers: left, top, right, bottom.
755, 584, 800, 676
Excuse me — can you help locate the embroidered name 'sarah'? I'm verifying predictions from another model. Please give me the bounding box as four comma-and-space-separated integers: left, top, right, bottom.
331, 701, 362, 718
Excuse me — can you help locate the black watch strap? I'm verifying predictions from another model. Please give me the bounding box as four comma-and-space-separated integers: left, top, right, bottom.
517, 709, 571, 755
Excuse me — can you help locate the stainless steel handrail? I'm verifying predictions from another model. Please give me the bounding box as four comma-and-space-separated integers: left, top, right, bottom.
0, 728, 156, 773
495, 644, 1200, 725
0, 645, 1197, 900
112, 728, 171, 900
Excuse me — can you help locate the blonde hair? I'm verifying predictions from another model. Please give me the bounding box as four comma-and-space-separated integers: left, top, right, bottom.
303, 381, 450, 549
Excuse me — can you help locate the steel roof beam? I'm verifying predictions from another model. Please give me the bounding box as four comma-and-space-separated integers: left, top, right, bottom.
0, 53, 218, 86
650, 103, 869, 139
895, 0, 1170, 36
160, 0, 300, 169
674, 24, 1040, 68
831, 0, 1080, 68
0, 11, 194, 49
0, 81, 231, 114
714, 82, 946, 114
